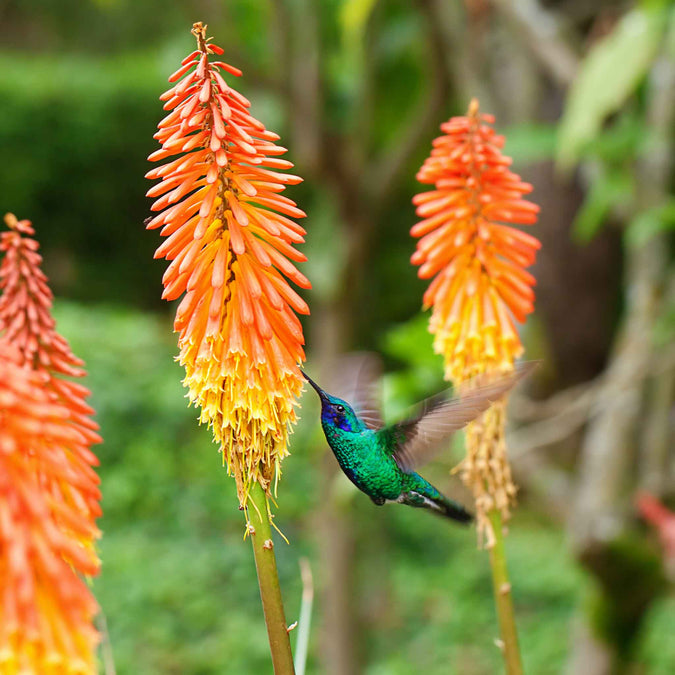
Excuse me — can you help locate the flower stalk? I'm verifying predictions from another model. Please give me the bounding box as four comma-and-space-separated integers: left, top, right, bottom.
488, 509, 523, 675
248, 482, 295, 674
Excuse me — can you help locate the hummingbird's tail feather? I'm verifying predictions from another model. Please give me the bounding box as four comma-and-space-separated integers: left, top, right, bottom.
401, 473, 473, 524
430, 493, 474, 524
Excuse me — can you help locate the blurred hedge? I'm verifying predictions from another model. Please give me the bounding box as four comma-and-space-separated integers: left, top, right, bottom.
0, 51, 176, 306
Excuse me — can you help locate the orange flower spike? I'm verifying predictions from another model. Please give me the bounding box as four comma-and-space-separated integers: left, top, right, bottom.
411, 99, 540, 384
0, 215, 102, 672
411, 101, 540, 543
0, 347, 100, 674
0, 214, 102, 454
146, 23, 310, 502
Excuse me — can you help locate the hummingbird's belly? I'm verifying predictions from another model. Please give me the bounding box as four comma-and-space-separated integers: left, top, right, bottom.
337, 451, 403, 501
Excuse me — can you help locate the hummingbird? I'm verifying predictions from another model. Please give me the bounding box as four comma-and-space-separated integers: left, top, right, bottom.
302, 357, 534, 524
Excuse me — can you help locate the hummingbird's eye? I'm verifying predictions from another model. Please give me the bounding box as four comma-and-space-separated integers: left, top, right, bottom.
335, 404, 345, 413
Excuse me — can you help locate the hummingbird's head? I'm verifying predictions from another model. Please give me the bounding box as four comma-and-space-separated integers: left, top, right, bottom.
301, 370, 365, 433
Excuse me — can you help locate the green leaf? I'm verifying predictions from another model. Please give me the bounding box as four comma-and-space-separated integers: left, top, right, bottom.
340, 0, 380, 45
556, 6, 668, 171
572, 170, 632, 243
502, 124, 557, 164
625, 199, 675, 248
381, 314, 448, 418
337, 0, 380, 91
582, 107, 645, 163
302, 191, 347, 301
382, 313, 438, 370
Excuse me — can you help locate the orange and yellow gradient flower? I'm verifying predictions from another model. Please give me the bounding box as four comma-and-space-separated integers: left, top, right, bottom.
146, 23, 310, 505
0, 214, 101, 673
411, 101, 540, 540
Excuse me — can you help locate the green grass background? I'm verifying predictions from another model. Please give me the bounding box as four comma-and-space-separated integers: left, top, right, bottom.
53, 302, 675, 674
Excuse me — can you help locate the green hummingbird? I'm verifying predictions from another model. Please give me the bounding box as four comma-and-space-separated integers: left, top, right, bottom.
302, 357, 533, 524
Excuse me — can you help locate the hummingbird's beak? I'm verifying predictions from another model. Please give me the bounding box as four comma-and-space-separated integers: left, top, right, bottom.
301, 369, 330, 404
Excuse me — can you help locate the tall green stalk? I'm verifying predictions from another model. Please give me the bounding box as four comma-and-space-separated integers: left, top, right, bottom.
248, 481, 296, 675
488, 508, 524, 675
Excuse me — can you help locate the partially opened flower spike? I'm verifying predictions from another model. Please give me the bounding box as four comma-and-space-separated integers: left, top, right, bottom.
411, 99, 541, 538
411, 99, 540, 674
0, 214, 102, 673
146, 22, 310, 508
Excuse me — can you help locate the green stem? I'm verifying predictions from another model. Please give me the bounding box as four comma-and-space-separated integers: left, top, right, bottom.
248, 481, 296, 675
488, 508, 524, 675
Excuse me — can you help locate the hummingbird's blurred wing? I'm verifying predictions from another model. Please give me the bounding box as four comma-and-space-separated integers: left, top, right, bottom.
391, 362, 537, 473
327, 352, 384, 430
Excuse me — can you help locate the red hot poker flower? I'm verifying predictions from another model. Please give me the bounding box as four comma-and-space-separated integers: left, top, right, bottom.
411, 99, 541, 384
0, 214, 102, 505
0, 214, 102, 673
411, 101, 541, 542
146, 23, 310, 502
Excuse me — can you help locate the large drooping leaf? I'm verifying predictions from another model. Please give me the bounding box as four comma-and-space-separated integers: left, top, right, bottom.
556, 6, 668, 171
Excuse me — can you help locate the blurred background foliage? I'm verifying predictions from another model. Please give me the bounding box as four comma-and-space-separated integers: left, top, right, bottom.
2, 0, 675, 673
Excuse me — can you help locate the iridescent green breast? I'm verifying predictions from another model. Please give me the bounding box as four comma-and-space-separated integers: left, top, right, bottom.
322, 423, 404, 501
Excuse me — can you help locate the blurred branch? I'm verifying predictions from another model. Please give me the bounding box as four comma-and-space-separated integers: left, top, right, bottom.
510, 340, 675, 457
565, 236, 665, 670
269, 0, 322, 172
354, 8, 378, 173
490, 0, 580, 87
291, 0, 322, 172
507, 384, 596, 520
508, 383, 596, 459
368, 0, 451, 213
509, 379, 598, 423
636, 44, 675, 203
268, 0, 293, 99
640, 361, 675, 495
508, 335, 675, 517
637, 45, 675, 497
428, 0, 495, 108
